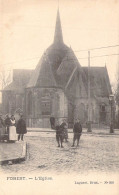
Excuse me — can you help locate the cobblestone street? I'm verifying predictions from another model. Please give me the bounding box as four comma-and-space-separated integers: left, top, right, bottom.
1, 132, 119, 174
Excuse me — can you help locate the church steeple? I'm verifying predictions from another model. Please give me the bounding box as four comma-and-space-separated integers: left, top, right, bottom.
54, 9, 63, 44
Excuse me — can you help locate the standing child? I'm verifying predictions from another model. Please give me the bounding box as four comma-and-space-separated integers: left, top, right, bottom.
72, 119, 82, 147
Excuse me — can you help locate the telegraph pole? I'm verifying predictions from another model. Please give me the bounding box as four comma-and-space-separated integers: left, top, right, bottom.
87, 50, 92, 132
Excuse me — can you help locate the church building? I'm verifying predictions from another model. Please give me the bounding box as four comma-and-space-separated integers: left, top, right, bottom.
2, 10, 112, 128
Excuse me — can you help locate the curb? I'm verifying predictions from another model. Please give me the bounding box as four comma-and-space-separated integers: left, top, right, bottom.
0, 142, 27, 166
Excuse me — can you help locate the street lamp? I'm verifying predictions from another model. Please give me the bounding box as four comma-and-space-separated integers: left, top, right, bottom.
109, 94, 114, 133
87, 51, 92, 132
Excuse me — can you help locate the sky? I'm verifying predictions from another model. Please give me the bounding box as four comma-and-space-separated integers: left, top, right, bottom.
0, 0, 119, 91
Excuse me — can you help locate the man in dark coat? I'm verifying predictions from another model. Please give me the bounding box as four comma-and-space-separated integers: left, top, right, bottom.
50, 116, 55, 129
55, 120, 64, 148
71, 119, 82, 147
16, 115, 27, 141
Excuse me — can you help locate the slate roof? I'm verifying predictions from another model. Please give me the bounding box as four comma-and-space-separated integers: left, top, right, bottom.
27, 9, 70, 88
27, 53, 58, 88
82, 67, 112, 97
27, 10, 83, 89
57, 48, 81, 88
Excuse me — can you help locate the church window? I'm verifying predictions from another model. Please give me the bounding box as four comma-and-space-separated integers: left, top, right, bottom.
41, 95, 51, 115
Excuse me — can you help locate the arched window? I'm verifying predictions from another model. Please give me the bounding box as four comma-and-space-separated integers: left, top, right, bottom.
27, 91, 32, 115
100, 103, 106, 112
41, 94, 51, 115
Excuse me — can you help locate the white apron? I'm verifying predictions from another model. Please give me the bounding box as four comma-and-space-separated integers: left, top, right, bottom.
9, 119, 17, 141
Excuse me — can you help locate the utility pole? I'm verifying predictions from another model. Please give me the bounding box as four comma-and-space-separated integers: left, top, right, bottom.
87, 50, 92, 132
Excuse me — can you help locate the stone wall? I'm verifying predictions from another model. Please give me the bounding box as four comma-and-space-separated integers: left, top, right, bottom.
25, 87, 68, 128
2, 88, 111, 128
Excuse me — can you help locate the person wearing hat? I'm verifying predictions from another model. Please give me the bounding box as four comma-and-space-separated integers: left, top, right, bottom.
71, 118, 82, 147
16, 115, 27, 141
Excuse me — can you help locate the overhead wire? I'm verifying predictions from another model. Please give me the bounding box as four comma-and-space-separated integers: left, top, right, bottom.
0, 44, 119, 69
0, 52, 119, 68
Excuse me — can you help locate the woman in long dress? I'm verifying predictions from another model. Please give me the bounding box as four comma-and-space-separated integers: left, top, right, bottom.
9, 115, 17, 142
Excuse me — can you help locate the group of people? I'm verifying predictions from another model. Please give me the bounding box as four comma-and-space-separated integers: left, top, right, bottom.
50, 117, 82, 148
1, 113, 82, 146
0, 114, 27, 142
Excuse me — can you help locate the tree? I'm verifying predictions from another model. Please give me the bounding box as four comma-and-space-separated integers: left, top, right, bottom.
0, 70, 12, 106
0, 70, 12, 90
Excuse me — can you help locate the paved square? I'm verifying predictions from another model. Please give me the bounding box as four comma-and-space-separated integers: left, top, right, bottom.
1, 132, 119, 174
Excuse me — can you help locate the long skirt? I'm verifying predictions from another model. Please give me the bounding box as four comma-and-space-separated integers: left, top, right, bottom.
9, 126, 17, 141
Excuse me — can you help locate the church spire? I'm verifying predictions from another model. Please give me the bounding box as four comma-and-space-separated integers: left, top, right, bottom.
54, 9, 63, 44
